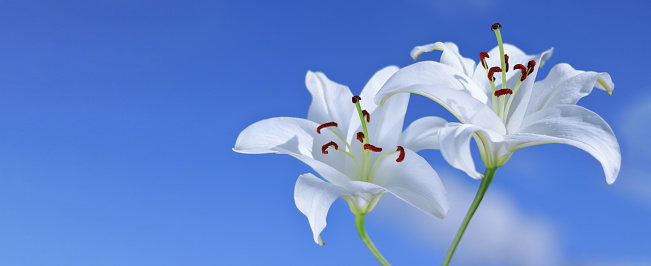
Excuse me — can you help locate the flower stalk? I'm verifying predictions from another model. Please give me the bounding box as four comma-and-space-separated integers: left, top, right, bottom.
443, 167, 497, 266
355, 214, 391, 266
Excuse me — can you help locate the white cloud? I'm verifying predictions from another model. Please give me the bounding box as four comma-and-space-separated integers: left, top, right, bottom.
613, 92, 651, 206
376, 170, 562, 266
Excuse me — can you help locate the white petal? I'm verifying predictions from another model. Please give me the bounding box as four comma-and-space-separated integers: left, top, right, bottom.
411, 42, 476, 77
400, 116, 448, 151
294, 173, 351, 245
306, 71, 355, 135
525, 63, 614, 116
364, 92, 410, 149
233, 117, 317, 156
234, 117, 352, 185
508, 105, 621, 184
376, 61, 505, 134
348, 66, 405, 145
371, 149, 449, 218
438, 123, 510, 178
358, 66, 400, 114
503, 47, 555, 134
410, 42, 446, 61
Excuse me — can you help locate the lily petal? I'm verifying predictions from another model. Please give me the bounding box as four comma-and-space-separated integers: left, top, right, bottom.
306, 71, 355, 135
525, 63, 614, 116
234, 117, 317, 156
400, 116, 448, 151
411, 42, 476, 77
348, 66, 406, 146
371, 149, 449, 218
438, 123, 510, 178
358, 66, 400, 114
508, 105, 621, 184
364, 92, 410, 149
503, 47, 555, 134
294, 173, 351, 245
376, 61, 505, 134
234, 117, 351, 185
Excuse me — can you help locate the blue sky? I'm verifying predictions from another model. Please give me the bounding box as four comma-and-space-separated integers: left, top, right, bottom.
0, 0, 649, 265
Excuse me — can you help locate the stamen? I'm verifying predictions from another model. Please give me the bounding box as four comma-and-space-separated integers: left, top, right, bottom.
362, 110, 370, 123
352, 95, 361, 103
356, 132, 365, 143
321, 141, 338, 154
479, 51, 490, 68
488, 66, 502, 81
494, 89, 513, 97
316, 122, 338, 134
363, 143, 383, 152
527, 60, 536, 75
396, 146, 405, 162
491, 23, 502, 31
504, 54, 509, 72
513, 64, 528, 81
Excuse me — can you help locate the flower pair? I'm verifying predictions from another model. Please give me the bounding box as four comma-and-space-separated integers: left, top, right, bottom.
234, 23, 620, 264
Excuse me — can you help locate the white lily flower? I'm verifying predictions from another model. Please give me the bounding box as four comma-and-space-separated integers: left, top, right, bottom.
234, 66, 449, 246
376, 24, 620, 184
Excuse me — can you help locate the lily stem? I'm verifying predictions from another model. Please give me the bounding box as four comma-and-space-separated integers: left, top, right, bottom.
442, 167, 497, 266
355, 214, 391, 266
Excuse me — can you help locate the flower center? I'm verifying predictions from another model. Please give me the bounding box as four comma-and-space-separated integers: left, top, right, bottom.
480, 23, 537, 123
318, 96, 405, 182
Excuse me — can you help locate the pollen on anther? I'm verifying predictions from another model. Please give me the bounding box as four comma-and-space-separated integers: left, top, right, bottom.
514, 64, 528, 81
362, 110, 370, 123
356, 132, 365, 143
494, 88, 513, 97
322, 141, 338, 154
363, 143, 383, 152
352, 95, 361, 103
479, 51, 490, 68
316, 122, 338, 134
396, 146, 405, 162
488, 66, 502, 81
527, 60, 536, 75
504, 54, 509, 72
491, 23, 502, 30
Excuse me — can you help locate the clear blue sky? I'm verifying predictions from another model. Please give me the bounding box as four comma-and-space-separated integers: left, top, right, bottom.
0, 0, 649, 265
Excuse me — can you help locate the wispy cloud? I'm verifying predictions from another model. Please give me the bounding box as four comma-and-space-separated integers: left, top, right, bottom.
614, 92, 651, 206
376, 169, 561, 265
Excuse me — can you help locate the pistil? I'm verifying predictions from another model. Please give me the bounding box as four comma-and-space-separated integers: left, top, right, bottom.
353, 96, 373, 181
492, 23, 509, 120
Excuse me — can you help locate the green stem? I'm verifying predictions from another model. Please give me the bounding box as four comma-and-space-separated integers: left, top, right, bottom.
442, 167, 497, 266
355, 214, 391, 266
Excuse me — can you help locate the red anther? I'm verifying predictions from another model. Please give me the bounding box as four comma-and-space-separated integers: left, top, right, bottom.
321, 141, 338, 154
362, 110, 370, 123
491, 23, 502, 31
527, 60, 536, 75
356, 132, 365, 143
352, 95, 361, 103
479, 51, 490, 68
513, 64, 528, 81
494, 88, 513, 97
396, 146, 405, 162
316, 122, 338, 134
488, 66, 502, 82
504, 54, 509, 72
363, 143, 383, 152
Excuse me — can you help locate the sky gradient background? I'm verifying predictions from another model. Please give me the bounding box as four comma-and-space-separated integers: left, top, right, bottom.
0, 0, 649, 265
